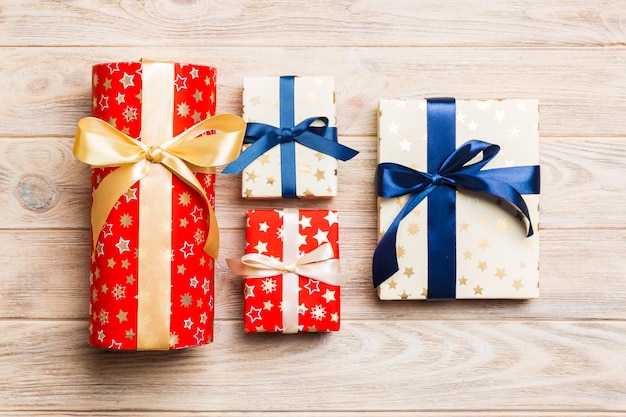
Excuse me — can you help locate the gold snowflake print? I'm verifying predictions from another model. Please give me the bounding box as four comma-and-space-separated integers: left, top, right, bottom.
178, 191, 191, 206
120, 213, 133, 228
177, 102, 190, 117
180, 293, 193, 308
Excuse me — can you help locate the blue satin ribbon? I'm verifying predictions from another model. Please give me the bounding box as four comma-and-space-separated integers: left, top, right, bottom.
222, 76, 359, 197
372, 98, 540, 298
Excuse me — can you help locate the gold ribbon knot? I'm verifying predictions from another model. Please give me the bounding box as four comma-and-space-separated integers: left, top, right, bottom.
74, 113, 246, 259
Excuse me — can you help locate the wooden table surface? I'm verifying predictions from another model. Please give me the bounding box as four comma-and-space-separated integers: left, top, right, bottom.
1, 1, 625, 415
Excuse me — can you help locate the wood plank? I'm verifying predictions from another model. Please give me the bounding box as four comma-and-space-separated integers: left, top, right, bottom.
1, 320, 625, 411
0, 137, 624, 230
1, 0, 624, 47
1, 228, 623, 320
1, 47, 625, 137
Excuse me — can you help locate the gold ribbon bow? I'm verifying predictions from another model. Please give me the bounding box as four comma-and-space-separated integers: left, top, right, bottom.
74, 113, 246, 259
226, 242, 345, 285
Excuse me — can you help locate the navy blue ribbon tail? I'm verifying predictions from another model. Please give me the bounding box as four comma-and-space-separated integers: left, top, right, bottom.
372, 98, 540, 298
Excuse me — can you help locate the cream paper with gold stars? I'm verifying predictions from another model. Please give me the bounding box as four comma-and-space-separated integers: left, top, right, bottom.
241, 76, 338, 198
377, 99, 539, 300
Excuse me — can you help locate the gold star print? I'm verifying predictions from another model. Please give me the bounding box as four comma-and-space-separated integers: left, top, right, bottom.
478, 215, 487, 224
396, 245, 406, 258
204, 75, 212, 86
258, 154, 271, 164
116, 310, 128, 323
396, 195, 408, 207
255, 326, 266, 332
246, 171, 258, 182
525, 240, 534, 249
421, 287, 428, 297
477, 261, 487, 272
126, 274, 135, 285
122, 188, 137, 202
407, 222, 419, 235
93, 74, 99, 87
266, 176, 275, 185
103, 78, 112, 90
512, 279, 524, 291
520, 261, 526, 268
314, 169, 326, 181
478, 238, 489, 250
121, 259, 130, 269
196, 298, 203, 308
459, 222, 469, 232
101, 284, 109, 294
327, 186, 333, 194
495, 268, 507, 279
302, 188, 314, 197
120, 126, 131, 135
169, 333, 179, 347
107, 258, 116, 269
404, 267, 415, 278
459, 276, 468, 285
250, 96, 260, 105
115, 92, 125, 105
314, 152, 325, 161
180, 217, 189, 228
263, 300, 274, 311
191, 110, 202, 123
399, 290, 410, 300
199, 256, 206, 266
244, 188, 253, 197
193, 89, 203, 102
388, 280, 397, 289
473, 285, 483, 295
210, 91, 215, 104
108, 117, 117, 127
120, 72, 134, 89
180, 293, 193, 307
412, 207, 421, 217
463, 250, 473, 260
496, 218, 508, 231
244, 284, 255, 298
177, 102, 190, 117
125, 329, 135, 339
92, 97, 98, 108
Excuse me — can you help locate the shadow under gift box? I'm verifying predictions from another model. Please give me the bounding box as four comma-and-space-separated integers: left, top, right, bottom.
78, 59, 241, 350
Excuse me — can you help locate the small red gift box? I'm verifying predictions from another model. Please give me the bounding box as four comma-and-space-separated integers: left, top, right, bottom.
228, 209, 343, 333
74, 59, 245, 350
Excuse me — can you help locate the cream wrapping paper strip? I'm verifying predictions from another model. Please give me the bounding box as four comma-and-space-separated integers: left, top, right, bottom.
227, 210, 345, 333
74, 59, 246, 349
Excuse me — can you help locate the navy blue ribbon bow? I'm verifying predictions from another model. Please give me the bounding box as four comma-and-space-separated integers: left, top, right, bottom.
222, 76, 358, 197
372, 98, 540, 298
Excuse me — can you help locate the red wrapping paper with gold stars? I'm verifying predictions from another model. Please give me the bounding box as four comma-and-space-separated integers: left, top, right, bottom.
87, 60, 218, 350
236, 209, 342, 333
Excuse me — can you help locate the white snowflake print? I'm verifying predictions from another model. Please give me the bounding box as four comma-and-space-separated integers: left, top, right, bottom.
112, 283, 126, 301
261, 277, 277, 294
310, 304, 326, 321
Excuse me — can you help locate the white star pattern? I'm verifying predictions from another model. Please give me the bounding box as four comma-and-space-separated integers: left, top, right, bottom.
254, 240, 268, 254
190, 206, 203, 222
180, 241, 194, 259
313, 229, 329, 245
494, 110, 506, 123
189, 67, 199, 79
322, 289, 336, 302
323, 211, 338, 227
190, 277, 199, 288
299, 215, 312, 229
194, 328, 205, 343
258, 222, 270, 232
303, 279, 320, 295
399, 139, 412, 151
199, 312, 208, 324
115, 237, 130, 254
184, 317, 194, 329
102, 222, 114, 238
108, 339, 123, 349
201, 278, 210, 295
467, 121, 478, 131
174, 74, 188, 91
298, 233, 308, 247
389, 121, 399, 133
509, 126, 521, 138
246, 306, 263, 323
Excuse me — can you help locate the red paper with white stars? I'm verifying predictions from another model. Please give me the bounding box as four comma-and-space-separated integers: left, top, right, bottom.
88, 61, 217, 349
243, 209, 341, 333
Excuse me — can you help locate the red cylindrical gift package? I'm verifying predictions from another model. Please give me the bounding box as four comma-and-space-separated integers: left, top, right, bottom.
74, 59, 245, 350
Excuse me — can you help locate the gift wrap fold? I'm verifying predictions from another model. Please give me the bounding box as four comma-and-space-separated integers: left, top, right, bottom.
227, 209, 344, 333
374, 98, 540, 300
222, 76, 358, 198
74, 59, 245, 349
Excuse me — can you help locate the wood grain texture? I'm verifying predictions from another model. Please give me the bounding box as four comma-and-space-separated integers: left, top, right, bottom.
2, 0, 625, 415
1, 320, 625, 412
1, 0, 625, 47
1, 47, 625, 137
1, 228, 624, 321
1, 137, 624, 231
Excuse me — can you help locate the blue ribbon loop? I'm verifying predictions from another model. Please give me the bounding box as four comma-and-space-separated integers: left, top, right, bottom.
372, 98, 540, 297
222, 76, 359, 197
